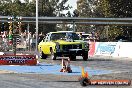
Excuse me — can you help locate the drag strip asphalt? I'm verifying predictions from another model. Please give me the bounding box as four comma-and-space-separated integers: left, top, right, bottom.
0, 62, 111, 76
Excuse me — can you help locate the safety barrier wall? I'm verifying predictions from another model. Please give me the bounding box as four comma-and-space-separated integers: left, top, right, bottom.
88, 42, 132, 58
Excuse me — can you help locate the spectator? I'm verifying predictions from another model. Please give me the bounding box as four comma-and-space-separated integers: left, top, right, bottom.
30, 34, 36, 50
38, 32, 44, 43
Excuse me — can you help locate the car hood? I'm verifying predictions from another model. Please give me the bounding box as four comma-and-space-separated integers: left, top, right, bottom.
54, 40, 82, 45
38, 40, 85, 46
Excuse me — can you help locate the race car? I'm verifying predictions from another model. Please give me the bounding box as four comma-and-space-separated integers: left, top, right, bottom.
38, 31, 89, 61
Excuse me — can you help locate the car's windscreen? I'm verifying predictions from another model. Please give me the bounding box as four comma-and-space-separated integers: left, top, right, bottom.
50, 33, 80, 41
68, 33, 80, 40
50, 33, 66, 40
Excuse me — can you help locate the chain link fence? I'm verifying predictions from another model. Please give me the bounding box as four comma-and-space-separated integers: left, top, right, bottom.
0, 34, 36, 53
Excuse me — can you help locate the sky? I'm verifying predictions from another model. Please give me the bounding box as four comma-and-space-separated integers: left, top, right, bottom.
65, 0, 78, 11
20, 0, 78, 13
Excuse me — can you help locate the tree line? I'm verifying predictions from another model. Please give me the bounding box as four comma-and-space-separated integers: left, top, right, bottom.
0, 0, 132, 41
77, 0, 132, 41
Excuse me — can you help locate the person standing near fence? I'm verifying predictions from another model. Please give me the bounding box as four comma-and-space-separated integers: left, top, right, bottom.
2, 31, 8, 51
30, 34, 36, 51
38, 32, 44, 43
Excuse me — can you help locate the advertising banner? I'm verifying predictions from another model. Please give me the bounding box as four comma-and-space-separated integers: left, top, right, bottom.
0, 55, 37, 65
95, 42, 117, 56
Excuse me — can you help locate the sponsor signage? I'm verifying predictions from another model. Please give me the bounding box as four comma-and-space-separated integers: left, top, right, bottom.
95, 42, 117, 55
0, 55, 37, 65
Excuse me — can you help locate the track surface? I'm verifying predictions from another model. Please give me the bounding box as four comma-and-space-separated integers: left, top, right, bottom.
0, 56, 132, 88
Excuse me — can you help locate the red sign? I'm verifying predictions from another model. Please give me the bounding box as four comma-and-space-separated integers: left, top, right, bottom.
88, 42, 95, 56
0, 55, 37, 65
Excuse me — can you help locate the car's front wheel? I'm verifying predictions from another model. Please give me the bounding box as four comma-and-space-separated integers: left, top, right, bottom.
41, 51, 47, 59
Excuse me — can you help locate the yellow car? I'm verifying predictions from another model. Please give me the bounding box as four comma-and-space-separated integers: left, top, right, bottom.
38, 31, 89, 61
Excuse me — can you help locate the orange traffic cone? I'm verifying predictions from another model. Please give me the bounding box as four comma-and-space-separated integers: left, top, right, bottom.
66, 58, 72, 73
60, 58, 66, 72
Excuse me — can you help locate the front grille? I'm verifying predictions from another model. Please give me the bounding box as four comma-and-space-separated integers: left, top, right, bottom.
62, 44, 82, 51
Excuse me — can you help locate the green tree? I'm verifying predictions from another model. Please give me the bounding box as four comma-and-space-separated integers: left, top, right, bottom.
38, 0, 72, 33
76, 0, 132, 41
100, 0, 132, 41
0, 0, 73, 34
76, 0, 103, 35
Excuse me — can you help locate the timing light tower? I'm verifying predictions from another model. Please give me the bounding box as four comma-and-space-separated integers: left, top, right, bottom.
8, 16, 22, 55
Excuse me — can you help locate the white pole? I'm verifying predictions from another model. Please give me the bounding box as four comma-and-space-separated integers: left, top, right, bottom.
36, 0, 38, 52
27, 23, 30, 51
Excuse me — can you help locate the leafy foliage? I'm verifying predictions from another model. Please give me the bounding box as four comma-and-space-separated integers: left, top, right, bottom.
0, 0, 72, 34
76, 0, 104, 39
0, 0, 132, 41
77, 0, 132, 41
106, 0, 132, 41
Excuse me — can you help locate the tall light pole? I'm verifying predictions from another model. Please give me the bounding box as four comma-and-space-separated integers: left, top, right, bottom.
36, 0, 38, 52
